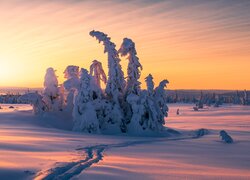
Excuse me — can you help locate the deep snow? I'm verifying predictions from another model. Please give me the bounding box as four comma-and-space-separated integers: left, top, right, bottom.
0, 104, 249, 179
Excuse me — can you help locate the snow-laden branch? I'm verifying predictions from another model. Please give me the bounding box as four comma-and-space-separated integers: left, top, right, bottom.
90, 60, 107, 89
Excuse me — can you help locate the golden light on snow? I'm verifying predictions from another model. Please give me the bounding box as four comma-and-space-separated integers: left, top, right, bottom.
0, 1, 249, 89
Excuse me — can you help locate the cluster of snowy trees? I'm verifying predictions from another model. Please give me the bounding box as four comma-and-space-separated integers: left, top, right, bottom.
21, 31, 169, 134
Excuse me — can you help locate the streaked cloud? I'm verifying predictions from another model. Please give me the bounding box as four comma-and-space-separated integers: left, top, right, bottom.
0, 0, 249, 89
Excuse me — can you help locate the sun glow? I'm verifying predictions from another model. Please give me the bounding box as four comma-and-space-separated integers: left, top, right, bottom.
0, 58, 14, 83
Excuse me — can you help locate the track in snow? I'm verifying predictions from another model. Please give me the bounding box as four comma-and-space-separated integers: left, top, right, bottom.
35, 128, 208, 180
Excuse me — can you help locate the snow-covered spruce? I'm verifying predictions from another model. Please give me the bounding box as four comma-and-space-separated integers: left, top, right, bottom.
73, 68, 100, 133
118, 38, 142, 96
43, 67, 63, 111
63, 65, 80, 112
243, 90, 249, 105
145, 74, 154, 96
196, 91, 204, 109
89, 61, 120, 132
154, 80, 169, 120
118, 38, 143, 127
89, 30, 125, 102
128, 75, 169, 133
143, 75, 168, 132
90, 30, 126, 132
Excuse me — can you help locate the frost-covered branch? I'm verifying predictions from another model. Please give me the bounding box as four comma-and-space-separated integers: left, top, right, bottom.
90, 60, 107, 89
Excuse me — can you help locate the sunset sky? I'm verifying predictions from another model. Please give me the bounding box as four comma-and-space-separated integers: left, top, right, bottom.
0, 0, 249, 90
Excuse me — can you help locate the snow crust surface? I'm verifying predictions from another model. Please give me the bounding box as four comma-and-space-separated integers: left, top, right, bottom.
0, 104, 249, 179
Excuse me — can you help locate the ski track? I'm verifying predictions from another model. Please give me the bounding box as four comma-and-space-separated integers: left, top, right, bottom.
35, 129, 208, 180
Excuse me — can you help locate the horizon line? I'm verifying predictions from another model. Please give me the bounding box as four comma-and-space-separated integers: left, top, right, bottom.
0, 86, 248, 91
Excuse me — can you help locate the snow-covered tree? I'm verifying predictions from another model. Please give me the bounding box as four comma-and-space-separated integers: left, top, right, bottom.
90, 30, 126, 132
118, 38, 143, 127
196, 91, 204, 109
90, 60, 107, 89
73, 68, 99, 133
126, 93, 145, 133
154, 80, 169, 123
43, 68, 62, 111
89, 30, 125, 102
174, 90, 178, 103
19, 92, 46, 115
64, 65, 80, 86
140, 91, 161, 132
63, 66, 80, 112
140, 75, 166, 132
243, 89, 249, 105
214, 94, 223, 107
119, 38, 142, 95
233, 90, 241, 104
127, 74, 168, 134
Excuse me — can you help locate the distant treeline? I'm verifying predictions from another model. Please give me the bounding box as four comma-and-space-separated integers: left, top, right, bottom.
0, 89, 249, 106
0, 88, 42, 95
0, 94, 23, 104
166, 90, 249, 106
0, 89, 42, 104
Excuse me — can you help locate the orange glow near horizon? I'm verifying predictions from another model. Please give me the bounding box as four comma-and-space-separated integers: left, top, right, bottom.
0, 1, 250, 90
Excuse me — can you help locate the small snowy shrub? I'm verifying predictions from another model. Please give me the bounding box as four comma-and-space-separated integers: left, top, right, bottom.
220, 130, 233, 143
195, 128, 209, 137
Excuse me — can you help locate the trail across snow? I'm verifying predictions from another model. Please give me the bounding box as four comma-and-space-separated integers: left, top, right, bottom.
35, 129, 209, 180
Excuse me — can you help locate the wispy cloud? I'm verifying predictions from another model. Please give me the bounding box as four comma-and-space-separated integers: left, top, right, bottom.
0, 0, 249, 89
